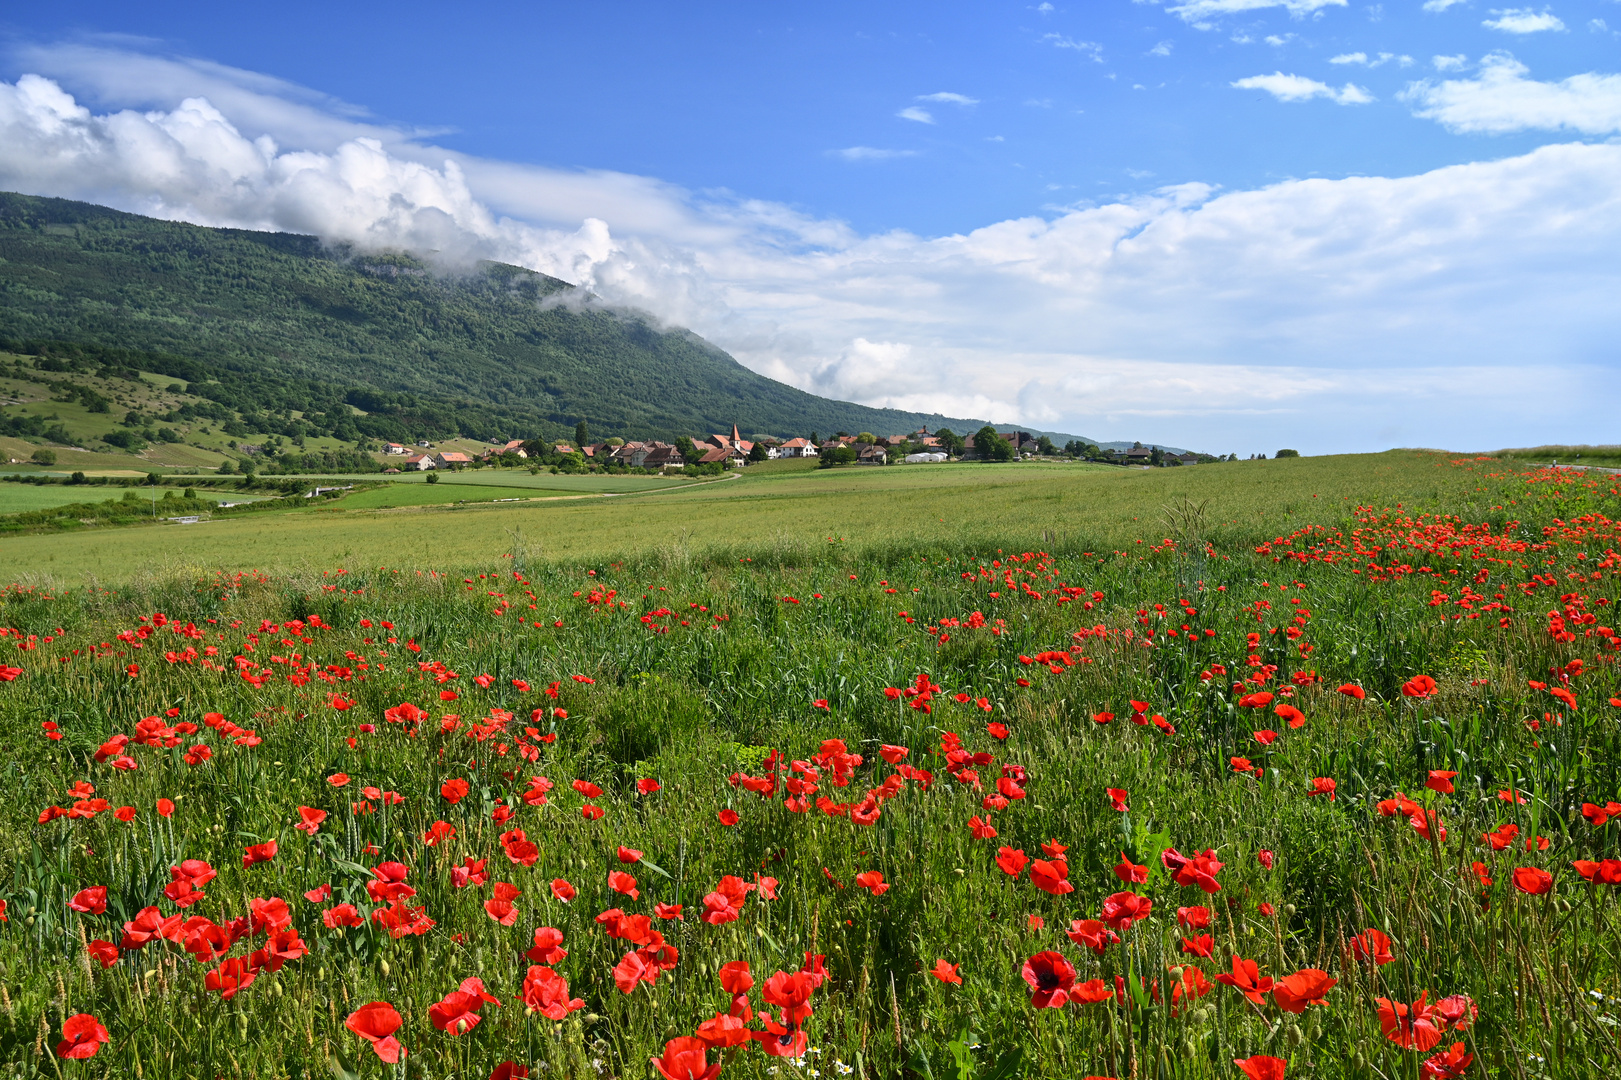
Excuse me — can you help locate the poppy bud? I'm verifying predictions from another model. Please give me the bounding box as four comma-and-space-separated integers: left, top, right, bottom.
1285, 1024, 1304, 1048
380, 960, 391, 977
1284, 904, 1297, 918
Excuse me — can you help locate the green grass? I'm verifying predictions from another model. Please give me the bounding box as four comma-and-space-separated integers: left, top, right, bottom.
0, 451, 1617, 1079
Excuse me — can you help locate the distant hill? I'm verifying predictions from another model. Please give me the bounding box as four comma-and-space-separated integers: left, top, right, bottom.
0, 191, 1102, 448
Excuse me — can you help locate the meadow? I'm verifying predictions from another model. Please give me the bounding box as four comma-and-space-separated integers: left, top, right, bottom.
0, 452, 1618, 1080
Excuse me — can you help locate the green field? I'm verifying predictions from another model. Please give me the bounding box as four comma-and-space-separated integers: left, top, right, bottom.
0, 452, 1561, 581
0, 451, 1618, 1079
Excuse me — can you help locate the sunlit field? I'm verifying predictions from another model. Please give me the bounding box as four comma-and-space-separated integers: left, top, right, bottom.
1, 454, 1619, 1080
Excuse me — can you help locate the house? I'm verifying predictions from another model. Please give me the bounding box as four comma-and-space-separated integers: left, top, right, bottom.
857, 445, 888, 465
497, 439, 528, 458
383, 442, 409, 456
778, 437, 815, 458
432, 452, 473, 469
553, 444, 575, 456
402, 454, 435, 471
1176, 452, 1201, 466
1124, 446, 1154, 463
698, 444, 746, 467
642, 445, 687, 470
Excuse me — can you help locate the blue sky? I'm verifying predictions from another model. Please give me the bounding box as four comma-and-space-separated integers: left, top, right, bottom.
2, 1, 1620, 452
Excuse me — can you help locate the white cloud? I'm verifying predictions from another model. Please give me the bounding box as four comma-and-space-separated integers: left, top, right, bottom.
896, 106, 934, 124
1589, 19, 1608, 33
1164, 0, 1347, 25
1330, 52, 1369, 64
1035, 2, 1055, 12
3, 59, 1620, 452
916, 92, 979, 106
1403, 53, 1621, 133
1149, 41, 1175, 56
1434, 54, 1469, 70
1482, 8, 1566, 33
1422, 0, 1468, 11
1332, 51, 1406, 67
1043, 34, 1103, 61
1232, 72, 1375, 103
830, 146, 919, 160
1265, 34, 1296, 45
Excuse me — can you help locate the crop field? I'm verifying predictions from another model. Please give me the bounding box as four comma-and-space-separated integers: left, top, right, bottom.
0, 454, 1619, 1080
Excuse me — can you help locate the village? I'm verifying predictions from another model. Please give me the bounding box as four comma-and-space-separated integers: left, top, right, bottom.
377, 425, 1212, 473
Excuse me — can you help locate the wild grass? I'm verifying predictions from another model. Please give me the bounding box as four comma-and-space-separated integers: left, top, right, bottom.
0, 453, 1617, 1079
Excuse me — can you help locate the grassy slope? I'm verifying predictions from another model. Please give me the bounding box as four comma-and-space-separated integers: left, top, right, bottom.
0, 191, 1080, 444
0, 453, 1542, 581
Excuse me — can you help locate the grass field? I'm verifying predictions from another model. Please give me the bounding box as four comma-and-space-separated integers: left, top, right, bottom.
1, 452, 1619, 1080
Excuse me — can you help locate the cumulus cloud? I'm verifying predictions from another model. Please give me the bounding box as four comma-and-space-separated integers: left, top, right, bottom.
1149, 41, 1175, 57
1043, 34, 1103, 61
916, 92, 978, 105
1422, 0, 1468, 11
1403, 53, 1621, 133
1482, 8, 1566, 34
1434, 54, 1470, 71
1331, 51, 1410, 67
896, 106, 934, 124
1164, 0, 1347, 26
1232, 72, 1375, 103
2, 60, 1620, 452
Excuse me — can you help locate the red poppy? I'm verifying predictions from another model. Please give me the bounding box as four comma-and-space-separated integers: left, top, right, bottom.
346, 1001, 406, 1063
929, 958, 962, 984
1177, 905, 1211, 929
608, 870, 640, 899
1231, 757, 1255, 773
1253, 730, 1278, 746
1021, 951, 1077, 1008
441, 778, 470, 804
1306, 777, 1336, 800
429, 989, 487, 1036
1029, 859, 1075, 896
1421, 1043, 1473, 1079
1041, 838, 1068, 858
967, 815, 997, 839
1401, 675, 1438, 698
1238, 692, 1274, 708
326, 773, 349, 787
1426, 770, 1458, 794
521, 965, 584, 1020
1582, 801, 1621, 826
323, 903, 364, 928
1483, 822, 1519, 850
854, 870, 889, 895
85, 939, 119, 968
1511, 866, 1553, 895
717, 809, 739, 826
56, 1014, 111, 1059
717, 960, 753, 994
485, 882, 521, 925
1106, 788, 1129, 812
638, 778, 661, 794
1235, 1056, 1288, 1080
614, 951, 651, 994
1065, 918, 1118, 955
1377, 993, 1444, 1051
1214, 956, 1275, 1006
1351, 928, 1395, 966
1274, 704, 1306, 729
996, 847, 1029, 877
68, 886, 107, 915
1113, 852, 1148, 884
551, 878, 576, 902
1100, 891, 1152, 931
753, 1011, 809, 1057
1174, 850, 1225, 894
572, 779, 602, 798
1273, 969, 1337, 1013
156, 798, 175, 817
617, 846, 644, 864
694, 1013, 752, 1049
581, 804, 604, 821
1180, 934, 1213, 957
1091, 711, 1115, 725
115, 806, 136, 822
1572, 858, 1621, 884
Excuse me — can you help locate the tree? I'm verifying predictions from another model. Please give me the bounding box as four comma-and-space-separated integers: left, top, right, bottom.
819, 445, 858, 467
975, 425, 1013, 463
1036, 436, 1056, 456
1150, 446, 1164, 467
935, 428, 964, 457
575, 420, 590, 448
216, 459, 235, 475
748, 441, 768, 462
676, 436, 701, 464
30, 448, 56, 465
1275, 448, 1300, 458
808, 431, 820, 447
855, 432, 876, 445
426, 471, 439, 484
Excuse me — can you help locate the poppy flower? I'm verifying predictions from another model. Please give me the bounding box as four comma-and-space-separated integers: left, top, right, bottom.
1572, 858, 1621, 884
114, 805, 136, 822
1235, 1056, 1288, 1080
1214, 956, 1275, 1006
855, 870, 889, 895
1231, 757, 1255, 773
930, 958, 962, 984
1426, 770, 1458, 794
1497, 787, 1530, 805
1100, 891, 1152, 931
1091, 712, 1114, 725
1306, 777, 1336, 800
1174, 850, 1225, 894
654, 902, 684, 919
485, 882, 522, 925
1401, 675, 1438, 698
1253, 730, 1278, 746
1582, 801, 1621, 826
1177, 905, 1211, 929
346, 1001, 406, 1063
521, 965, 584, 1020
429, 989, 487, 1035
1065, 918, 1118, 955
1106, 788, 1129, 812
581, 804, 604, 821
56, 1014, 111, 1059
1434, 994, 1478, 1031
526, 926, 568, 964
423, 820, 456, 847
608, 871, 640, 899
638, 778, 661, 794
68, 886, 107, 915
880, 744, 909, 763
614, 951, 651, 994
717, 809, 739, 826
572, 779, 602, 798
323, 903, 364, 928
986, 722, 1009, 739
156, 798, 175, 817
1021, 951, 1077, 1008
294, 806, 327, 835
967, 815, 997, 839
1180, 934, 1214, 957
1351, 928, 1395, 966
440, 778, 470, 804
1029, 859, 1075, 896
694, 1013, 752, 1049
1512, 866, 1553, 895
996, 847, 1029, 877
1238, 692, 1274, 708
761, 970, 816, 1025
551, 878, 576, 902
616, 845, 644, 864
85, 939, 119, 968
1273, 969, 1337, 1013
1256, 849, 1275, 870
1337, 684, 1366, 700
1113, 852, 1148, 884
1377, 993, 1444, 1051
1421, 1043, 1473, 1079
327, 774, 349, 787
753, 1011, 810, 1058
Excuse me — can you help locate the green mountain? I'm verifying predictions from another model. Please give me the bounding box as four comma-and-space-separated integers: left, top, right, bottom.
0, 191, 1095, 448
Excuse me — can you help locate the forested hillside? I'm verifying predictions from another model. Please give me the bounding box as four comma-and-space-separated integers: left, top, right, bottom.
0, 192, 1070, 446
